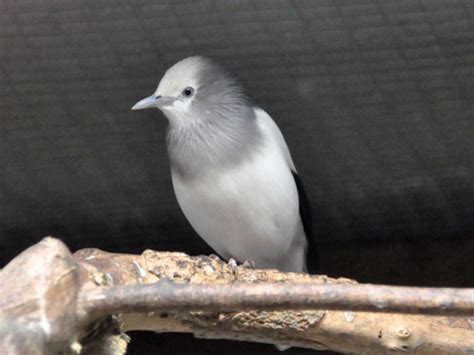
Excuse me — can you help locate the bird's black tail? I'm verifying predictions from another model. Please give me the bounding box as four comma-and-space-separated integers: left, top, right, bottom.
292, 171, 319, 273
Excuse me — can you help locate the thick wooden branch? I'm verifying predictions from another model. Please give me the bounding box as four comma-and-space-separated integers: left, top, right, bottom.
75, 245, 474, 354
81, 280, 474, 316
2, 237, 474, 354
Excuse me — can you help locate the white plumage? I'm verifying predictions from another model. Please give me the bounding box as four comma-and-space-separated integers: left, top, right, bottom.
172, 107, 306, 272
132, 56, 316, 273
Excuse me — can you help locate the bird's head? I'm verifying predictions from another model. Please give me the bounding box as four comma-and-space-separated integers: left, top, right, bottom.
132, 56, 251, 126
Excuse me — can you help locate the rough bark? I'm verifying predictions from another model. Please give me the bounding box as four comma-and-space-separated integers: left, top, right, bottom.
0, 237, 79, 354
1, 237, 474, 354
74, 247, 474, 354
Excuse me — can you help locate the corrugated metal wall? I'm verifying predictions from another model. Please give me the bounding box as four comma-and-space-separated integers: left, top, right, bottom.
1, 0, 473, 261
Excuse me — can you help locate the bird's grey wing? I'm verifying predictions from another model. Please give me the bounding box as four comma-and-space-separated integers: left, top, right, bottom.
291, 170, 319, 273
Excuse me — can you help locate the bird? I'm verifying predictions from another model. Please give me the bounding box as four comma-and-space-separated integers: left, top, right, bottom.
132, 56, 318, 273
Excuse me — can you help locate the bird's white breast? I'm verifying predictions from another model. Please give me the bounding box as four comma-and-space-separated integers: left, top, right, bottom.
171, 108, 306, 271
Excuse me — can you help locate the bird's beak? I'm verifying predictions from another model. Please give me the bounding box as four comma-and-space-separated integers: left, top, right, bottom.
131, 95, 174, 110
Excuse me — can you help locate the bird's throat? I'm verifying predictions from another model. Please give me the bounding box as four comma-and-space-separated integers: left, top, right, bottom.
166, 113, 261, 180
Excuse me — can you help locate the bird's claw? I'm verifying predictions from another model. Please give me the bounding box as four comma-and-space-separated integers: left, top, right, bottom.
208, 255, 255, 270
227, 258, 255, 270
208, 254, 221, 261
228, 258, 238, 269
242, 259, 255, 269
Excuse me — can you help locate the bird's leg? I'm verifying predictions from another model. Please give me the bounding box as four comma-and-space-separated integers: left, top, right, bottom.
241, 259, 255, 269
227, 258, 255, 269
208, 254, 254, 270
208, 253, 222, 261
227, 258, 239, 269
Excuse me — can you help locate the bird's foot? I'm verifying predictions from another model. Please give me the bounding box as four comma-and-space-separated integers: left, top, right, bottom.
227, 258, 255, 270
208, 254, 222, 261
241, 259, 255, 269
227, 258, 239, 269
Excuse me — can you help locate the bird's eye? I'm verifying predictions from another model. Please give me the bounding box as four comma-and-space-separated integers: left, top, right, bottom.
183, 87, 194, 97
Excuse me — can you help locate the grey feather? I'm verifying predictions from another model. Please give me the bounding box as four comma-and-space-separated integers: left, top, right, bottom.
166, 57, 261, 179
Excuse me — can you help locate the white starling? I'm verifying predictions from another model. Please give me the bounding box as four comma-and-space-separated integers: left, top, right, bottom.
132, 56, 318, 273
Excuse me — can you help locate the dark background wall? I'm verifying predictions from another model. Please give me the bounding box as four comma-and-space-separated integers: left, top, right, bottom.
1, 0, 473, 354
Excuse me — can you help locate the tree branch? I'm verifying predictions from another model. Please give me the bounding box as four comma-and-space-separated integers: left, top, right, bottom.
75, 244, 474, 354
2, 237, 474, 355
81, 280, 474, 317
